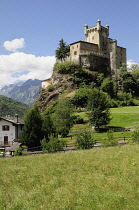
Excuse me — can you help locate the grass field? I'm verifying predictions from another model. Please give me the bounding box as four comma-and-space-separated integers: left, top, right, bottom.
110, 106, 139, 128
1, 145, 139, 209
67, 106, 139, 143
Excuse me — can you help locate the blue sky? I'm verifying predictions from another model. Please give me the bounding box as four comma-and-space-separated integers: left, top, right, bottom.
0, 0, 138, 87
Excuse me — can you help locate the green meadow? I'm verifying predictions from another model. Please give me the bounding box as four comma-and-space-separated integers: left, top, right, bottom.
69, 106, 139, 143
1, 106, 139, 209
1, 145, 139, 209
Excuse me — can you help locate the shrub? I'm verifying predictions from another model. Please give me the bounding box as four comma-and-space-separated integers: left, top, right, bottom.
47, 85, 54, 92
14, 146, 27, 156
73, 115, 84, 124
102, 129, 118, 147
54, 61, 80, 74
14, 147, 23, 156
75, 130, 94, 150
132, 128, 139, 144
108, 99, 118, 108
41, 136, 66, 153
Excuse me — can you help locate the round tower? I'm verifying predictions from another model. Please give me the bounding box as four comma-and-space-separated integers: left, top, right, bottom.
105, 24, 109, 37
97, 19, 101, 31
84, 24, 88, 36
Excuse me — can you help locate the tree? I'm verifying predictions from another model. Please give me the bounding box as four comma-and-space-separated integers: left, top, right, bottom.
71, 87, 92, 108
87, 89, 111, 130
100, 77, 115, 97
52, 98, 73, 137
20, 105, 43, 148
55, 39, 70, 61
42, 111, 57, 140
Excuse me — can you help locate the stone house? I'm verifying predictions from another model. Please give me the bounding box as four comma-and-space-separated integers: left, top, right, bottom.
69, 19, 126, 76
0, 116, 24, 146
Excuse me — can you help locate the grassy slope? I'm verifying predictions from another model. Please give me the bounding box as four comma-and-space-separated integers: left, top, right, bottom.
110, 106, 139, 128
1, 145, 139, 209
69, 106, 139, 142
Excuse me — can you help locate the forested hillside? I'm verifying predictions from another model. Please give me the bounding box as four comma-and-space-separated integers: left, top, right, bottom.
0, 95, 30, 117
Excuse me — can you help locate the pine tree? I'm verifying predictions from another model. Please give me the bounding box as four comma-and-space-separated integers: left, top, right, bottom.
55, 39, 70, 61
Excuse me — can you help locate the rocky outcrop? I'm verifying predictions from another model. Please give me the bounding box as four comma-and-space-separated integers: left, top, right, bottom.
38, 71, 76, 112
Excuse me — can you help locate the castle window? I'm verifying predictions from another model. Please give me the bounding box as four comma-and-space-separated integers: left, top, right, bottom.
77, 45, 78, 48
92, 36, 94, 40
72, 46, 74, 49
2, 125, 10, 131
74, 51, 77, 55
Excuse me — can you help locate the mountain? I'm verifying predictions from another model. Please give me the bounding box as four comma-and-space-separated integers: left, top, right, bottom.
0, 79, 41, 105
0, 95, 30, 117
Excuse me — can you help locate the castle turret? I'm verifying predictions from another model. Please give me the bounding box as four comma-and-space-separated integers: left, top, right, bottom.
97, 19, 101, 31
105, 24, 109, 37
84, 24, 88, 36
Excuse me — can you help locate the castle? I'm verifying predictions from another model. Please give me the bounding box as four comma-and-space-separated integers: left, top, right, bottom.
69, 19, 126, 76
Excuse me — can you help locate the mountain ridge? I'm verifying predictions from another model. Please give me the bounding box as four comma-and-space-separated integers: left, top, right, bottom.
0, 79, 41, 105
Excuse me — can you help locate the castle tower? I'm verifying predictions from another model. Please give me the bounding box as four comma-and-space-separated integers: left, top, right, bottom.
84, 19, 109, 53
70, 20, 126, 76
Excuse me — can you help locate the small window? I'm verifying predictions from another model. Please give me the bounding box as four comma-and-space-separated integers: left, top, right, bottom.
77, 45, 78, 48
2, 125, 10, 131
74, 51, 77, 55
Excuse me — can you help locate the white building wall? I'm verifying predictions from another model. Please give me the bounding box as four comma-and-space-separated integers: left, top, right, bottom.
0, 120, 15, 145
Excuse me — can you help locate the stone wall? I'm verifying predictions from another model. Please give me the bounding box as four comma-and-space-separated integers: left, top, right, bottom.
79, 54, 110, 76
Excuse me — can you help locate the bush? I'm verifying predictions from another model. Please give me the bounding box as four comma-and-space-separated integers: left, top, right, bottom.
73, 115, 84, 124
132, 128, 139, 144
14, 146, 27, 156
108, 99, 118, 108
54, 61, 80, 74
47, 85, 54, 92
102, 129, 118, 147
41, 136, 66, 153
75, 130, 94, 150
14, 147, 23, 156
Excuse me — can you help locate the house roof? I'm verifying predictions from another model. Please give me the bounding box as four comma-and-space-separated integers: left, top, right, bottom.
0, 117, 24, 125
41, 78, 51, 83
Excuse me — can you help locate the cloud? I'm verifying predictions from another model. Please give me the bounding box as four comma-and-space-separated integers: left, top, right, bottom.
127, 60, 138, 68
3, 38, 25, 52
0, 52, 56, 87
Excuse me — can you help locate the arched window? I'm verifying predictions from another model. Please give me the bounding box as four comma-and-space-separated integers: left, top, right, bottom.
2, 125, 10, 131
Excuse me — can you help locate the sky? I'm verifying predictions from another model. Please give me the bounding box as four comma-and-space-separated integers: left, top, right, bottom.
0, 0, 139, 88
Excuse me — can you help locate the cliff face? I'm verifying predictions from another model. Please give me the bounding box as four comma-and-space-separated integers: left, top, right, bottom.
38, 71, 76, 112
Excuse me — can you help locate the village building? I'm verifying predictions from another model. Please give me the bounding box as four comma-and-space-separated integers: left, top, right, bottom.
69, 19, 126, 76
0, 115, 24, 146
41, 78, 51, 89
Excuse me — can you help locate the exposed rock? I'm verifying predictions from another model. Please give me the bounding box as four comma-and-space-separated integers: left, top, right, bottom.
38, 71, 77, 112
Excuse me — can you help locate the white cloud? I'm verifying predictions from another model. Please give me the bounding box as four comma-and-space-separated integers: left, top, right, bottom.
3, 38, 25, 52
127, 60, 138, 68
0, 52, 56, 87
